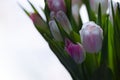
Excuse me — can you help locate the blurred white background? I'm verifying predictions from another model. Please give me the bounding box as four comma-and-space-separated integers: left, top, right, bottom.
0, 0, 119, 80
0, 0, 71, 80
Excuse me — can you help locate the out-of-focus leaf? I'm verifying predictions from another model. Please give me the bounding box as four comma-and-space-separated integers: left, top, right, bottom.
44, 34, 84, 80
18, 3, 30, 16
91, 64, 113, 80
82, 0, 96, 21
97, 3, 102, 26
100, 14, 109, 65
44, 0, 50, 23
64, 0, 71, 18
78, 14, 83, 30
27, 0, 37, 13
110, 1, 120, 79
64, 0, 79, 33
70, 31, 80, 43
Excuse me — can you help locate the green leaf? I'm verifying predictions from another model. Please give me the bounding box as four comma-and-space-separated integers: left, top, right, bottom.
44, 34, 84, 80
44, 0, 50, 23
97, 3, 102, 26
18, 3, 30, 16
91, 64, 113, 80
64, 0, 72, 18
113, 3, 120, 79
64, 0, 79, 33
27, 0, 37, 13
82, 0, 96, 21
78, 14, 83, 30
100, 14, 109, 65
70, 31, 81, 43
54, 19, 72, 42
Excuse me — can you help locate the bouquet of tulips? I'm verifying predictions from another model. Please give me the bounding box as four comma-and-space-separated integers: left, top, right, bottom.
20, 0, 120, 80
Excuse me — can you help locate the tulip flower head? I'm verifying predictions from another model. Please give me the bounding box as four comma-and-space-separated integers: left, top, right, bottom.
47, 0, 66, 13
30, 13, 42, 24
90, 0, 108, 14
49, 20, 63, 41
30, 12, 48, 32
72, 0, 82, 24
56, 11, 72, 34
109, 1, 120, 23
80, 21, 103, 53
65, 39, 86, 63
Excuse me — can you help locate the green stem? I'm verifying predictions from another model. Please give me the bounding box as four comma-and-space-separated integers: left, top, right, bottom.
95, 53, 99, 67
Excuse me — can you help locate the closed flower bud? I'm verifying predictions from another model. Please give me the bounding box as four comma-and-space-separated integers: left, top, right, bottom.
56, 11, 72, 34
65, 39, 86, 63
80, 21, 103, 53
89, 0, 108, 14
109, 1, 120, 23
30, 13, 45, 27
47, 0, 66, 13
30, 13, 49, 33
72, 0, 82, 24
49, 20, 62, 41
72, 0, 82, 6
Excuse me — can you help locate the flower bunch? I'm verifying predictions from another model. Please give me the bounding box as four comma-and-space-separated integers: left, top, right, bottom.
21, 0, 120, 80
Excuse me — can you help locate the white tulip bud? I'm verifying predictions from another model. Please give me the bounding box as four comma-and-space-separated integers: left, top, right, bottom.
90, 0, 108, 14
49, 20, 62, 41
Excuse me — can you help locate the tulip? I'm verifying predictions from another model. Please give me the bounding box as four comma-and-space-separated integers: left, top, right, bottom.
50, 11, 55, 20
47, 0, 66, 13
65, 39, 86, 63
109, 1, 120, 23
56, 11, 72, 34
89, 0, 108, 14
30, 13, 45, 26
49, 20, 63, 41
30, 13, 49, 34
72, 0, 82, 6
72, 0, 82, 24
80, 21, 103, 53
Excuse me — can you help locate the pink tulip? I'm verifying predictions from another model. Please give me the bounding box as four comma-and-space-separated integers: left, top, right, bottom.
30, 13, 48, 31
65, 39, 86, 63
80, 21, 103, 53
47, 0, 66, 13
30, 13, 42, 24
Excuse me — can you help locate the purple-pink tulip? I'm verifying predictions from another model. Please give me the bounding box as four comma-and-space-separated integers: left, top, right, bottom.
80, 21, 103, 53
30, 13, 48, 31
30, 13, 42, 24
65, 39, 85, 63
47, 0, 66, 13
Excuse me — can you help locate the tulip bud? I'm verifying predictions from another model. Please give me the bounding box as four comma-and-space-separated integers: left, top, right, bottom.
56, 11, 72, 34
72, 0, 82, 6
109, 1, 120, 23
30, 13, 49, 33
50, 11, 55, 20
89, 0, 108, 14
72, 0, 82, 24
49, 20, 63, 41
65, 39, 86, 63
30, 13, 45, 26
47, 0, 66, 13
80, 21, 103, 53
